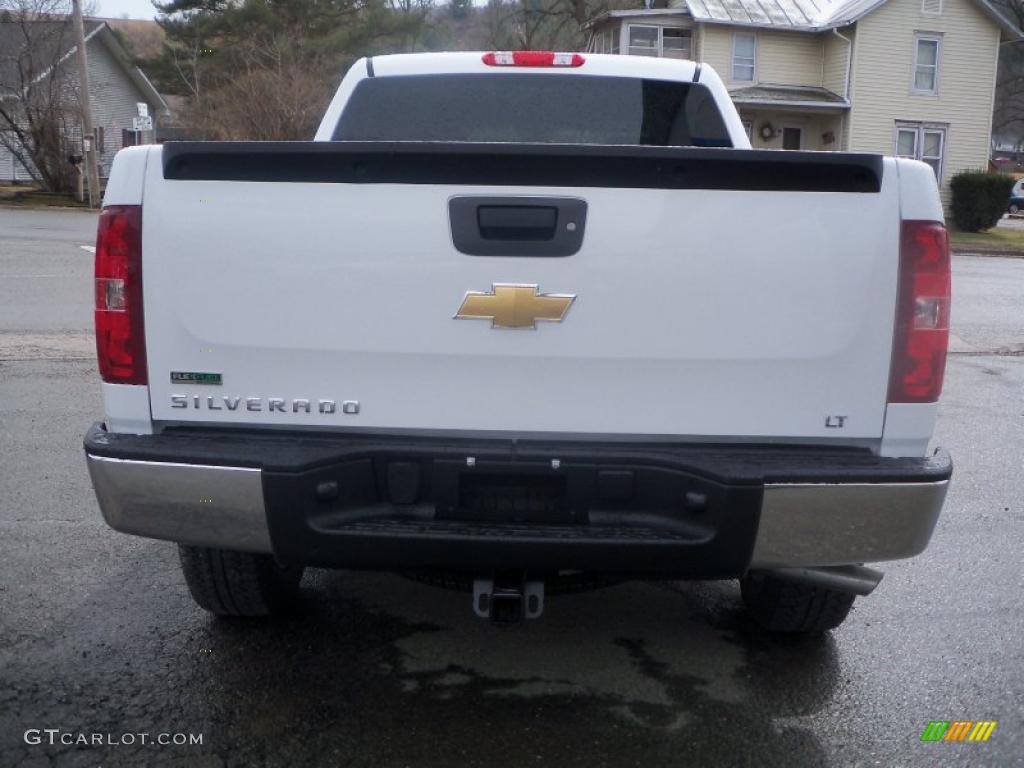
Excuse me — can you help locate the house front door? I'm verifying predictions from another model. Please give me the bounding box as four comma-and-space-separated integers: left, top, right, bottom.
782, 126, 803, 150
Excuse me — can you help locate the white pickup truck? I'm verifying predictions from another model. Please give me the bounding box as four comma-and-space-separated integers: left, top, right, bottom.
84, 51, 952, 633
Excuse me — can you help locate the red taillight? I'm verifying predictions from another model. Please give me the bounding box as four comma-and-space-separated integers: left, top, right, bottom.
482, 51, 585, 68
95, 205, 146, 384
887, 220, 950, 403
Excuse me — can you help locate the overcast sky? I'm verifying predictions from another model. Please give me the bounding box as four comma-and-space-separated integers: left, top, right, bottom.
94, 0, 159, 19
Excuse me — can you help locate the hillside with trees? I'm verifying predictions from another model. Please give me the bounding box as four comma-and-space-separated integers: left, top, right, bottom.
140, 0, 629, 139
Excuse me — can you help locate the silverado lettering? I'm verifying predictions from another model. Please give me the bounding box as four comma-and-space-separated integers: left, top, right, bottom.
169, 395, 359, 414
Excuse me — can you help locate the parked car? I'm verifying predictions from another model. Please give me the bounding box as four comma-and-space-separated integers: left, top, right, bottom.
84, 51, 952, 635
1009, 179, 1024, 213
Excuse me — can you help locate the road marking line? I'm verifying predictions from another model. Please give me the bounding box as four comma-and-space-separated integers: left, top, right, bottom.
80, 245, 95, 253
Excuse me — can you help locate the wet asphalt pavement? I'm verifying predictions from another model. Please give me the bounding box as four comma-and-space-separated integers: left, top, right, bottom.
1, 208, 1022, 767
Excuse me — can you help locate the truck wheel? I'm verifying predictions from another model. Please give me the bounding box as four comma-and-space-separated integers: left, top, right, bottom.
740, 572, 856, 635
1010, 203, 1020, 214
178, 545, 304, 617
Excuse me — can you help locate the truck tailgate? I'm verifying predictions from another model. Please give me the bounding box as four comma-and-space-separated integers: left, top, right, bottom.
142, 142, 898, 441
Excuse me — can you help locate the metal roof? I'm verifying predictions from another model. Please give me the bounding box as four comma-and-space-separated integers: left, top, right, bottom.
683, 0, 894, 30
681, 0, 1020, 34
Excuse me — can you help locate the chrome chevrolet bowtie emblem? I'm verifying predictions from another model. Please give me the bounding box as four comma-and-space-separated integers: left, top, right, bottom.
455, 284, 576, 329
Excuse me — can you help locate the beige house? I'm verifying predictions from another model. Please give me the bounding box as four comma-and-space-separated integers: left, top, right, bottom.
587, 0, 1020, 200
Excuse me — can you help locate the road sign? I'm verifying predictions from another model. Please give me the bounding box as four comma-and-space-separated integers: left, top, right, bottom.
137, 102, 148, 117
133, 116, 153, 131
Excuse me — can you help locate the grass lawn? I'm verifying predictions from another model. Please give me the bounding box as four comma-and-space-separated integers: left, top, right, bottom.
0, 184, 87, 208
949, 224, 1024, 256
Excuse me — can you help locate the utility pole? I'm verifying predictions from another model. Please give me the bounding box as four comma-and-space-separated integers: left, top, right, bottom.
71, 0, 100, 208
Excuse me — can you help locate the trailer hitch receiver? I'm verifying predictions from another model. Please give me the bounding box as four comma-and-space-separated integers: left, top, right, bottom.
473, 573, 544, 623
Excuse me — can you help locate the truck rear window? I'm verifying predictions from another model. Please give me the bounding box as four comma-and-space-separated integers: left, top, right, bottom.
332, 73, 732, 148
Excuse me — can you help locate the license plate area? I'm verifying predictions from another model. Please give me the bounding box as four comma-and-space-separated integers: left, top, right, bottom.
448, 471, 571, 523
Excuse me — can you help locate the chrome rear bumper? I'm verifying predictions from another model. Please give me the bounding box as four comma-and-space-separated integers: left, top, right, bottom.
85, 452, 949, 570
87, 455, 272, 553
750, 480, 948, 568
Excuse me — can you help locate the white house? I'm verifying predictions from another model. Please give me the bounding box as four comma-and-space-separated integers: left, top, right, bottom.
588, 0, 1021, 200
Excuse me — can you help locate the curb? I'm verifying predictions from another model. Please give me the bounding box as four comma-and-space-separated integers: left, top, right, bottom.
951, 248, 1024, 259
0, 202, 94, 212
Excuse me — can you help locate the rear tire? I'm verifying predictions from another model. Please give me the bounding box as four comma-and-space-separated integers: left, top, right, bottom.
178, 545, 304, 617
740, 572, 856, 635
1010, 203, 1020, 214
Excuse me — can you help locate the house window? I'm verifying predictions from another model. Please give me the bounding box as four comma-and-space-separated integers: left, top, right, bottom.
662, 28, 692, 59
913, 35, 941, 94
732, 32, 756, 82
626, 25, 691, 58
593, 30, 614, 53
895, 123, 946, 182
628, 25, 660, 57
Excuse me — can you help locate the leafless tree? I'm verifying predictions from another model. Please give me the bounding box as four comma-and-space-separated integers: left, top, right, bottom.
190, 36, 335, 139
0, 0, 95, 192
483, 0, 622, 52
152, 0, 376, 140
167, 27, 205, 104
386, 0, 435, 52
992, 0, 1024, 147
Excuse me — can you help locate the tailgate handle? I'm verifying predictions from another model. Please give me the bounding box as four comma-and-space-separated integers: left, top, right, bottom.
477, 206, 557, 241
449, 196, 587, 257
